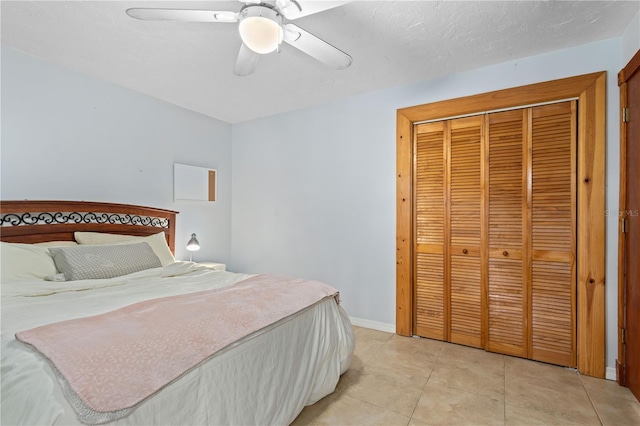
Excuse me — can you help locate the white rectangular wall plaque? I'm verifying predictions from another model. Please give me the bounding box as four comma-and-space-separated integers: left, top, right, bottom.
174, 163, 216, 202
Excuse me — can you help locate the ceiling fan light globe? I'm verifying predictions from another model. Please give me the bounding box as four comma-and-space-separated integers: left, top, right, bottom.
238, 6, 283, 55
239, 16, 283, 54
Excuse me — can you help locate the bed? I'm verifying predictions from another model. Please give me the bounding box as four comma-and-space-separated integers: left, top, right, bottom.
0, 200, 354, 425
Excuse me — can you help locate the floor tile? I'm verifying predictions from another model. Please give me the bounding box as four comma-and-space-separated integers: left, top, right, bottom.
593, 397, 640, 426
353, 326, 394, 343
412, 382, 504, 425
505, 371, 598, 424
505, 400, 600, 425
429, 359, 505, 400
352, 338, 386, 365
334, 369, 354, 393
311, 393, 410, 426
505, 356, 578, 384
387, 335, 445, 357
580, 374, 638, 402
342, 365, 428, 417
347, 352, 366, 371
290, 392, 338, 426
367, 337, 438, 377
580, 375, 640, 425
291, 327, 640, 426
438, 342, 505, 370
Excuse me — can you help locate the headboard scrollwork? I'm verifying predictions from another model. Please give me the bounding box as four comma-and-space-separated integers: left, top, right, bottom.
0, 201, 178, 254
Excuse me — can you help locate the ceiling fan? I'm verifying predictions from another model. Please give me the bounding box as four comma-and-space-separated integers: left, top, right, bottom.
126, 0, 352, 76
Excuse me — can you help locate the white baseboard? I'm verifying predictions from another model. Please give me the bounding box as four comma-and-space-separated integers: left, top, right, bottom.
349, 317, 396, 334
606, 366, 616, 381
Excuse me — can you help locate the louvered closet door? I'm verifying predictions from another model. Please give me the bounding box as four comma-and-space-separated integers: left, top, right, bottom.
414, 121, 446, 340
529, 102, 576, 367
449, 117, 483, 348
414, 117, 482, 346
487, 110, 528, 358
413, 103, 575, 366
485, 102, 576, 365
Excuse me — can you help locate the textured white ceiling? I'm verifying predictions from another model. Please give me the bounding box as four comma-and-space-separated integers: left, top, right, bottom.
2, 1, 638, 123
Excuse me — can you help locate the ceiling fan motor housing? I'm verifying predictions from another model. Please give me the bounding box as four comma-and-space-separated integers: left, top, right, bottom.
238, 5, 284, 54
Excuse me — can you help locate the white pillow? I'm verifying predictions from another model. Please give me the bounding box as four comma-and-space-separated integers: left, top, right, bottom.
74, 231, 175, 266
0, 242, 58, 282
49, 242, 162, 281
34, 241, 79, 247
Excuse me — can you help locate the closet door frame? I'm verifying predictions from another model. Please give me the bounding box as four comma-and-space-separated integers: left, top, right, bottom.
396, 72, 606, 378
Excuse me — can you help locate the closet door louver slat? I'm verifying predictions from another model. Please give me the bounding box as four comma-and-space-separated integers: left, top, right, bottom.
416, 253, 444, 338
487, 110, 527, 357
416, 124, 445, 247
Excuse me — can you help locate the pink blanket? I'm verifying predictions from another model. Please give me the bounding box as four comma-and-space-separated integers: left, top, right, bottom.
16, 274, 338, 419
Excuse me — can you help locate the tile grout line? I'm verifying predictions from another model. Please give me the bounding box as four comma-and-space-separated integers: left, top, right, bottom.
344, 331, 427, 423
378, 334, 430, 423
503, 356, 507, 425
407, 338, 446, 423
578, 373, 605, 426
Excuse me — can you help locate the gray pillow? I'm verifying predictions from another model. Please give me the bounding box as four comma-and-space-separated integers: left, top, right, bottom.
48, 242, 162, 281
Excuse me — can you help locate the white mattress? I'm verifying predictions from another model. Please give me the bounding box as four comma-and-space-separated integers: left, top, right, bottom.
1, 262, 355, 425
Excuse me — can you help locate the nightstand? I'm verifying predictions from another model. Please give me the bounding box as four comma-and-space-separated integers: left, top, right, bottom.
198, 262, 226, 271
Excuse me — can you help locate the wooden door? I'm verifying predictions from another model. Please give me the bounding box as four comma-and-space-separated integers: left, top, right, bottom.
414, 121, 446, 340
485, 103, 576, 366
529, 102, 576, 367
413, 117, 483, 346
486, 109, 528, 358
416, 103, 576, 366
449, 117, 483, 348
618, 50, 640, 400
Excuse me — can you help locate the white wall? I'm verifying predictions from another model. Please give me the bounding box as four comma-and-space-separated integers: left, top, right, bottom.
230, 37, 623, 370
622, 9, 640, 64
1, 47, 233, 263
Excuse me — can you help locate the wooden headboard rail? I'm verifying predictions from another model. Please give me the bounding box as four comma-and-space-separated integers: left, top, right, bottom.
0, 201, 178, 253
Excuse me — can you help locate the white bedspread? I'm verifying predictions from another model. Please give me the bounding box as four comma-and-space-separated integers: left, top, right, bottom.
1, 262, 355, 425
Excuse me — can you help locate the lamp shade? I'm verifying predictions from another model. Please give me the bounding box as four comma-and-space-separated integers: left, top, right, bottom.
239, 6, 283, 54
186, 233, 200, 251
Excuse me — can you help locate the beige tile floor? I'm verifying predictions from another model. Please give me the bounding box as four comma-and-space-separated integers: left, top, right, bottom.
292, 326, 640, 426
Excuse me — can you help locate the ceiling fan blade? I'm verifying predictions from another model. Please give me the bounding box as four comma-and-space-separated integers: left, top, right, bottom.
283, 23, 351, 70
126, 8, 238, 23
274, 0, 302, 19
277, 1, 348, 20
234, 43, 261, 76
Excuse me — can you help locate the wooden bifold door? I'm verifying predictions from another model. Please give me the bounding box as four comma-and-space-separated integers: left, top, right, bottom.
414, 101, 576, 367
